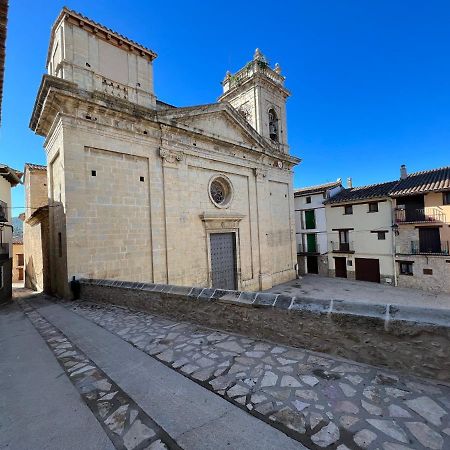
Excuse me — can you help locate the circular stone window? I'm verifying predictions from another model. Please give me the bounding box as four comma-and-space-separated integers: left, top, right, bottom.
208, 175, 233, 208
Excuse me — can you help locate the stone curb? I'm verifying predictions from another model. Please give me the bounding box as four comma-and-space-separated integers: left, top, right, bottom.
78, 279, 450, 329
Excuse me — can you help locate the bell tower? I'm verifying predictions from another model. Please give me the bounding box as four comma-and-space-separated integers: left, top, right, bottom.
218, 49, 290, 153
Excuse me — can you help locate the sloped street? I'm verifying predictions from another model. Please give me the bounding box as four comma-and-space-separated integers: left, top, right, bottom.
1, 289, 449, 449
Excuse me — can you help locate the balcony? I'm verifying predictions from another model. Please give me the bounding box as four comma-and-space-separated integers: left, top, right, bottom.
297, 242, 319, 255
330, 241, 354, 253
396, 240, 450, 256
395, 208, 447, 224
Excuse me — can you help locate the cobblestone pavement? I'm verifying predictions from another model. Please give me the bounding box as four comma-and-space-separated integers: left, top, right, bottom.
19, 299, 178, 450
64, 300, 450, 450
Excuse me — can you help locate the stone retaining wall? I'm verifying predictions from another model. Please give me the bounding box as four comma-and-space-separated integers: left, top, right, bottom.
79, 279, 450, 382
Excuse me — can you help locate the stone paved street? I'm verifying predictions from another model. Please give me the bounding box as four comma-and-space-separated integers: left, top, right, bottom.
269, 275, 450, 310
4, 290, 450, 449
64, 299, 450, 450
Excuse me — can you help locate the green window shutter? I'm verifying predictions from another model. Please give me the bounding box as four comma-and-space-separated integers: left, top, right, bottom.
305, 210, 316, 229
307, 233, 317, 253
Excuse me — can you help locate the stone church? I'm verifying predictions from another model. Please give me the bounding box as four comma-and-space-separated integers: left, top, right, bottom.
30, 8, 300, 297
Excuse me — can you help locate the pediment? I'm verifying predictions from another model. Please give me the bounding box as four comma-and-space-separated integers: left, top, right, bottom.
156, 103, 267, 149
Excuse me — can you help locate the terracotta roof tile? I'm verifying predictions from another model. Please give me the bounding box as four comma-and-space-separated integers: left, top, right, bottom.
294, 180, 342, 196
390, 166, 450, 196
325, 181, 398, 204
25, 163, 47, 171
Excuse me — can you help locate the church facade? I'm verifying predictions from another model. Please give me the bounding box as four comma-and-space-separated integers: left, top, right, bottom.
30, 8, 300, 297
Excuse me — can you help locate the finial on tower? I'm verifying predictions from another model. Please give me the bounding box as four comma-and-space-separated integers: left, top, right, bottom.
253, 48, 265, 62
223, 70, 231, 82
274, 63, 281, 74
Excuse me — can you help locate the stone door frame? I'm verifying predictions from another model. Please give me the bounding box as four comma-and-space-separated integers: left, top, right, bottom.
200, 213, 244, 290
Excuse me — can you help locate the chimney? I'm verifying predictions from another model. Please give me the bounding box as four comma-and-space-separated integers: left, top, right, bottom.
400, 164, 407, 180
347, 177, 352, 188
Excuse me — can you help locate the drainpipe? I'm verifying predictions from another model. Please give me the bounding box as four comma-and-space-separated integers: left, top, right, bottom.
391, 215, 399, 287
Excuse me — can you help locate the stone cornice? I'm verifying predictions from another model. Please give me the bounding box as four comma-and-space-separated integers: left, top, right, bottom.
30, 76, 301, 170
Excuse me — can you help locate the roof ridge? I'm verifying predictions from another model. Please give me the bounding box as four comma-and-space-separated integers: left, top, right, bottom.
348, 179, 399, 191
406, 165, 450, 177
294, 180, 341, 192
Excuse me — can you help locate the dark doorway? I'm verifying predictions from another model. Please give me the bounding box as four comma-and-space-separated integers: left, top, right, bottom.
419, 227, 441, 253
210, 233, 237, 290
397, 195, 425, 222
307, 255, 319, 274
334, 257, 347, 278
355, 258, 380, 283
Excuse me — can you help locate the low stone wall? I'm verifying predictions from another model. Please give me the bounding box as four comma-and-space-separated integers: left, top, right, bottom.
79, 279, 450, 382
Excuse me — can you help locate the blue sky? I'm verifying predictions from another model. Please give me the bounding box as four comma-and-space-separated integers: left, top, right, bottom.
2, 1, 450, 214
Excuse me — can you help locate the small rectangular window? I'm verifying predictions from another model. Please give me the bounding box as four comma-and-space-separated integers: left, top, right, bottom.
17, 254, 24, 266
369, 202, 378, 212
399, 261, 413, 275
443, 192, 450, 205
58, 232, 63, 258
344, 205, 353, 215
140, 176, 145, 182
377, 231, 386, 240
306, 196, 311, 204
91, 170, 97, 177
423, 268, 433, 275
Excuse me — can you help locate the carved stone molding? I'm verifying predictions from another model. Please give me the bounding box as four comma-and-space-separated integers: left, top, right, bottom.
159, 147, 184, 165
254, 168, 268, 182
200, 212, 245, 231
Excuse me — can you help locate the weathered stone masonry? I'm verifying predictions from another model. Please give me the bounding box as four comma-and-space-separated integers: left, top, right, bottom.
79, 279, 450, 383
29, 8, 299, 297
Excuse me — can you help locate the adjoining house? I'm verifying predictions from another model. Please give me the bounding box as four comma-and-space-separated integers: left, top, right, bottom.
0, 165, 23, 302
294, 180, 343, 276
391, 165, 450, 293
12, 237, 24, 283
29, 8, 300, 297
23, 163, 50, 292
323, 164, 450, 293
325, 180, 398, 285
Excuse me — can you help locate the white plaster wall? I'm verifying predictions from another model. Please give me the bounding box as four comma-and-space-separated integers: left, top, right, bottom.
326, 199, 395, 278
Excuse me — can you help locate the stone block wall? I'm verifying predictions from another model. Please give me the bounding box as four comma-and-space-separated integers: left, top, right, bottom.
79, 279, 450, 382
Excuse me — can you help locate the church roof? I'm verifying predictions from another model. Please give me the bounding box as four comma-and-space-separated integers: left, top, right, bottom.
47, 7, 157, 67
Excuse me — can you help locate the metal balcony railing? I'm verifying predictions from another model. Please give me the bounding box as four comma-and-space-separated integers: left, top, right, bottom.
330, 241, 354, 253
396, 240, 450, 255
297, 243, 319, 254
395, 208, 447, 224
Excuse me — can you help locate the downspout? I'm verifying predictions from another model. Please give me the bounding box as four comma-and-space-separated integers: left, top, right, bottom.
391, 200, 398, 287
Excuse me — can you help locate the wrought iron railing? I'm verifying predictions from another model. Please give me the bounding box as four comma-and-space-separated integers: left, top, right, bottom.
395, 208, 447, 224
297, 243, 320, 254
396, 240, 450, 255
330, 241, 354, 253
